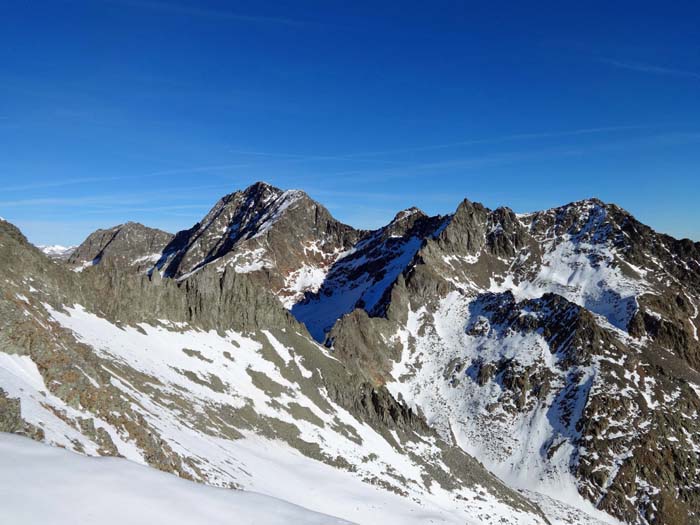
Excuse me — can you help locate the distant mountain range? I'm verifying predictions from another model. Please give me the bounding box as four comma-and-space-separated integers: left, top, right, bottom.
37, 244, 77, 261
2, 181, 699, 525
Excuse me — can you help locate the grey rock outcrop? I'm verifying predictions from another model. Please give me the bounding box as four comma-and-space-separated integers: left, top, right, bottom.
68, 222, 173, 273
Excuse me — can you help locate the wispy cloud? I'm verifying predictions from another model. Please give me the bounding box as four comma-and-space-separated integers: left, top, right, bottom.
80, 204, 211, 214
0, 185, 232, 209
144, 163, 257, 177
110, 0, 312, 27
0, 196, 142, 208
3, 177, 128, 193
602, 59, 700, 80
345, 125, 651, 157
296, 130, 700, 182
2, 164, 257, 193
227, 125, 650, 165
227, 150, 408, 166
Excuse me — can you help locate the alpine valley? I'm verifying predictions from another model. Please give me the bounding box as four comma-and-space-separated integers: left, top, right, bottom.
2, 181, 699, 525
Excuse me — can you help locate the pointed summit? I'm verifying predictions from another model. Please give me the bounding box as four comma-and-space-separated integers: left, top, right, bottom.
245, 180, 276, 192
237, 180, 285, 206
391, 207, 424, 223
152, 182, 360, 307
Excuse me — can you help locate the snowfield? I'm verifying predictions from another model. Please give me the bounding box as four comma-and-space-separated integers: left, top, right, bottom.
0, 432, 350, 525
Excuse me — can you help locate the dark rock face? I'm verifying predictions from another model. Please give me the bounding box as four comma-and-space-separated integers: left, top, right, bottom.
0, 389, 43, 439
151, 182, 362, 309
292, 209, 449, 341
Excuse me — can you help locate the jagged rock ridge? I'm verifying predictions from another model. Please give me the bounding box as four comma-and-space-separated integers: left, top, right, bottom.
326, 197, 700, 525
4, 184, 700, 525
0, 216, 548, 525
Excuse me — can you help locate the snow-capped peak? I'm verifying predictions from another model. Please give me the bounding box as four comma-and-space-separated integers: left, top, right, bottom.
37, 244, 78, 260
37, 244, 76, 254
391, 207, 424, 223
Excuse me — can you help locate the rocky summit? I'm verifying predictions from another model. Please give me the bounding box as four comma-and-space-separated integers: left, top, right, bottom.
1, 182, 699, 525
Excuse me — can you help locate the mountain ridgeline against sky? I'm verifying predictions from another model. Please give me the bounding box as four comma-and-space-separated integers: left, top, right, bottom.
2, 181, 700, 525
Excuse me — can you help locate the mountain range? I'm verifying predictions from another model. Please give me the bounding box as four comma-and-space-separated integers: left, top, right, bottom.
1, 181, 699, 525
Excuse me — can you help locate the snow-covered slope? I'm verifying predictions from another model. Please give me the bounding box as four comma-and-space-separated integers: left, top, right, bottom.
0, 433, 350, 525
8, 303, 542, 524
386, 292, 626, 524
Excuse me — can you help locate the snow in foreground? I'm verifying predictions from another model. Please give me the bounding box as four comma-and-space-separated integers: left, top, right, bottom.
0, 433, 351, 525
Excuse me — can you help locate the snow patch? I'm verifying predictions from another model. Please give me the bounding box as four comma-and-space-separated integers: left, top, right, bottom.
489, 238, 644, 330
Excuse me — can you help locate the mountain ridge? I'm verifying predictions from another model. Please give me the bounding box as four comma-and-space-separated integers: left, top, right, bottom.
0, 214, 551, 525
7, 182, 700, 525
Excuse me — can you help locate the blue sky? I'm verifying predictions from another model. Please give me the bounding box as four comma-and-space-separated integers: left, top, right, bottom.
1, 1, 699, 246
